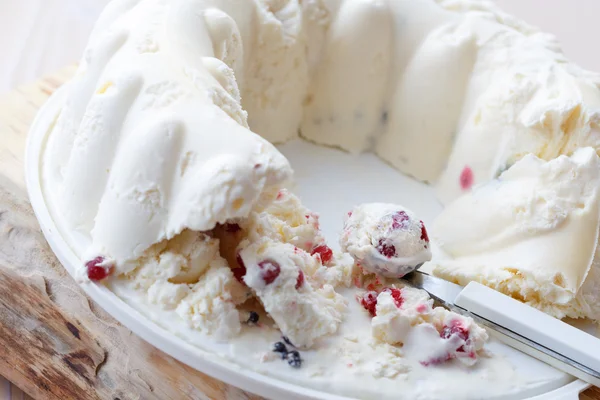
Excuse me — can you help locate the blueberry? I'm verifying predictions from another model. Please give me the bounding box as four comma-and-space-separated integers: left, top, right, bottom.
288, 350, 302, 368
247, 311, 259, 325
273, 341, 287, 356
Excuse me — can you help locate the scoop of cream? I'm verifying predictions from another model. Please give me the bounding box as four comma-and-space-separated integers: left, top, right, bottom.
340, 203, 432, 277
429, 147, 600, 320
366, 285, 487, 366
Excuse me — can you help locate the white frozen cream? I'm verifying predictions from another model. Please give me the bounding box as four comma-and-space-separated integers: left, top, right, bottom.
236, 188, 357, 288
430, 147, 600, 320
239, 239, 347, 348
366, 285, 487, 366
43, 0, 600, 283
113, 229, 248, 339
340, 203, 432, 277
175, 257, 244, 340
43, 0, 292, 270
370, 287, 433, 344
245, 188, 325, 253
122, 230, 220, 304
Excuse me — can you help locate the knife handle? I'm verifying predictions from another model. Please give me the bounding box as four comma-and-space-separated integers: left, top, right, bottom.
455, 282, 600, 387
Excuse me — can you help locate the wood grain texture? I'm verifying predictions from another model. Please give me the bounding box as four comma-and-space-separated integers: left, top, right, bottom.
0, 66, 597, 399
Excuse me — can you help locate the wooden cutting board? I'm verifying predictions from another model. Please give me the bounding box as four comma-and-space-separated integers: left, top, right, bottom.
0, 66, 598, 400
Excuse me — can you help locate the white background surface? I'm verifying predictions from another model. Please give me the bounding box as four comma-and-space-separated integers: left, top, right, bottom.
0, 0, 599, 398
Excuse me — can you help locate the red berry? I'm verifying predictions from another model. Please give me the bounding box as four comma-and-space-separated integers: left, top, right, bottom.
376, 239, 396, 258
383, 288, 403, 308
420, 353, 453, 367
416, 304, 429, 313
85, 256, 113, 281
295, 270, 305, 289
258, 260, 281, 285
236, 253, 244, 267
460, 166, 474, 190
441, 321, 470, 352
234, 253, 247, 283
390, 211, 409, 229
420, 221, 429, 242
360, 291, 379, 317
311, 245, 333, 265
224, 223, 241, 233
441, 321, 469, 341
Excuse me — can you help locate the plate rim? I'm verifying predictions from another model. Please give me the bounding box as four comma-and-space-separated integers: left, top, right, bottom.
24, 84, 591, 400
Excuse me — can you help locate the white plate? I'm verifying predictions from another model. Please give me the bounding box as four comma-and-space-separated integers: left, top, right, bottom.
25, 85, 591, 400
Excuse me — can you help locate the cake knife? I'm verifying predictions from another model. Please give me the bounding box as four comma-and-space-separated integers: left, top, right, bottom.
402, 271, 600, 387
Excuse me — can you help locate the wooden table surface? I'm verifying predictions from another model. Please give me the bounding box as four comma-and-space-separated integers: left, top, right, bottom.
0, 67, 599, 400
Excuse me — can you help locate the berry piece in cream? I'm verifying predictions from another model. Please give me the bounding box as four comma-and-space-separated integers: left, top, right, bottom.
340, 203, 431, 277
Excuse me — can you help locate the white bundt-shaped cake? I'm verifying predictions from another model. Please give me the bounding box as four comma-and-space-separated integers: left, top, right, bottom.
41, 0, 600, 347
